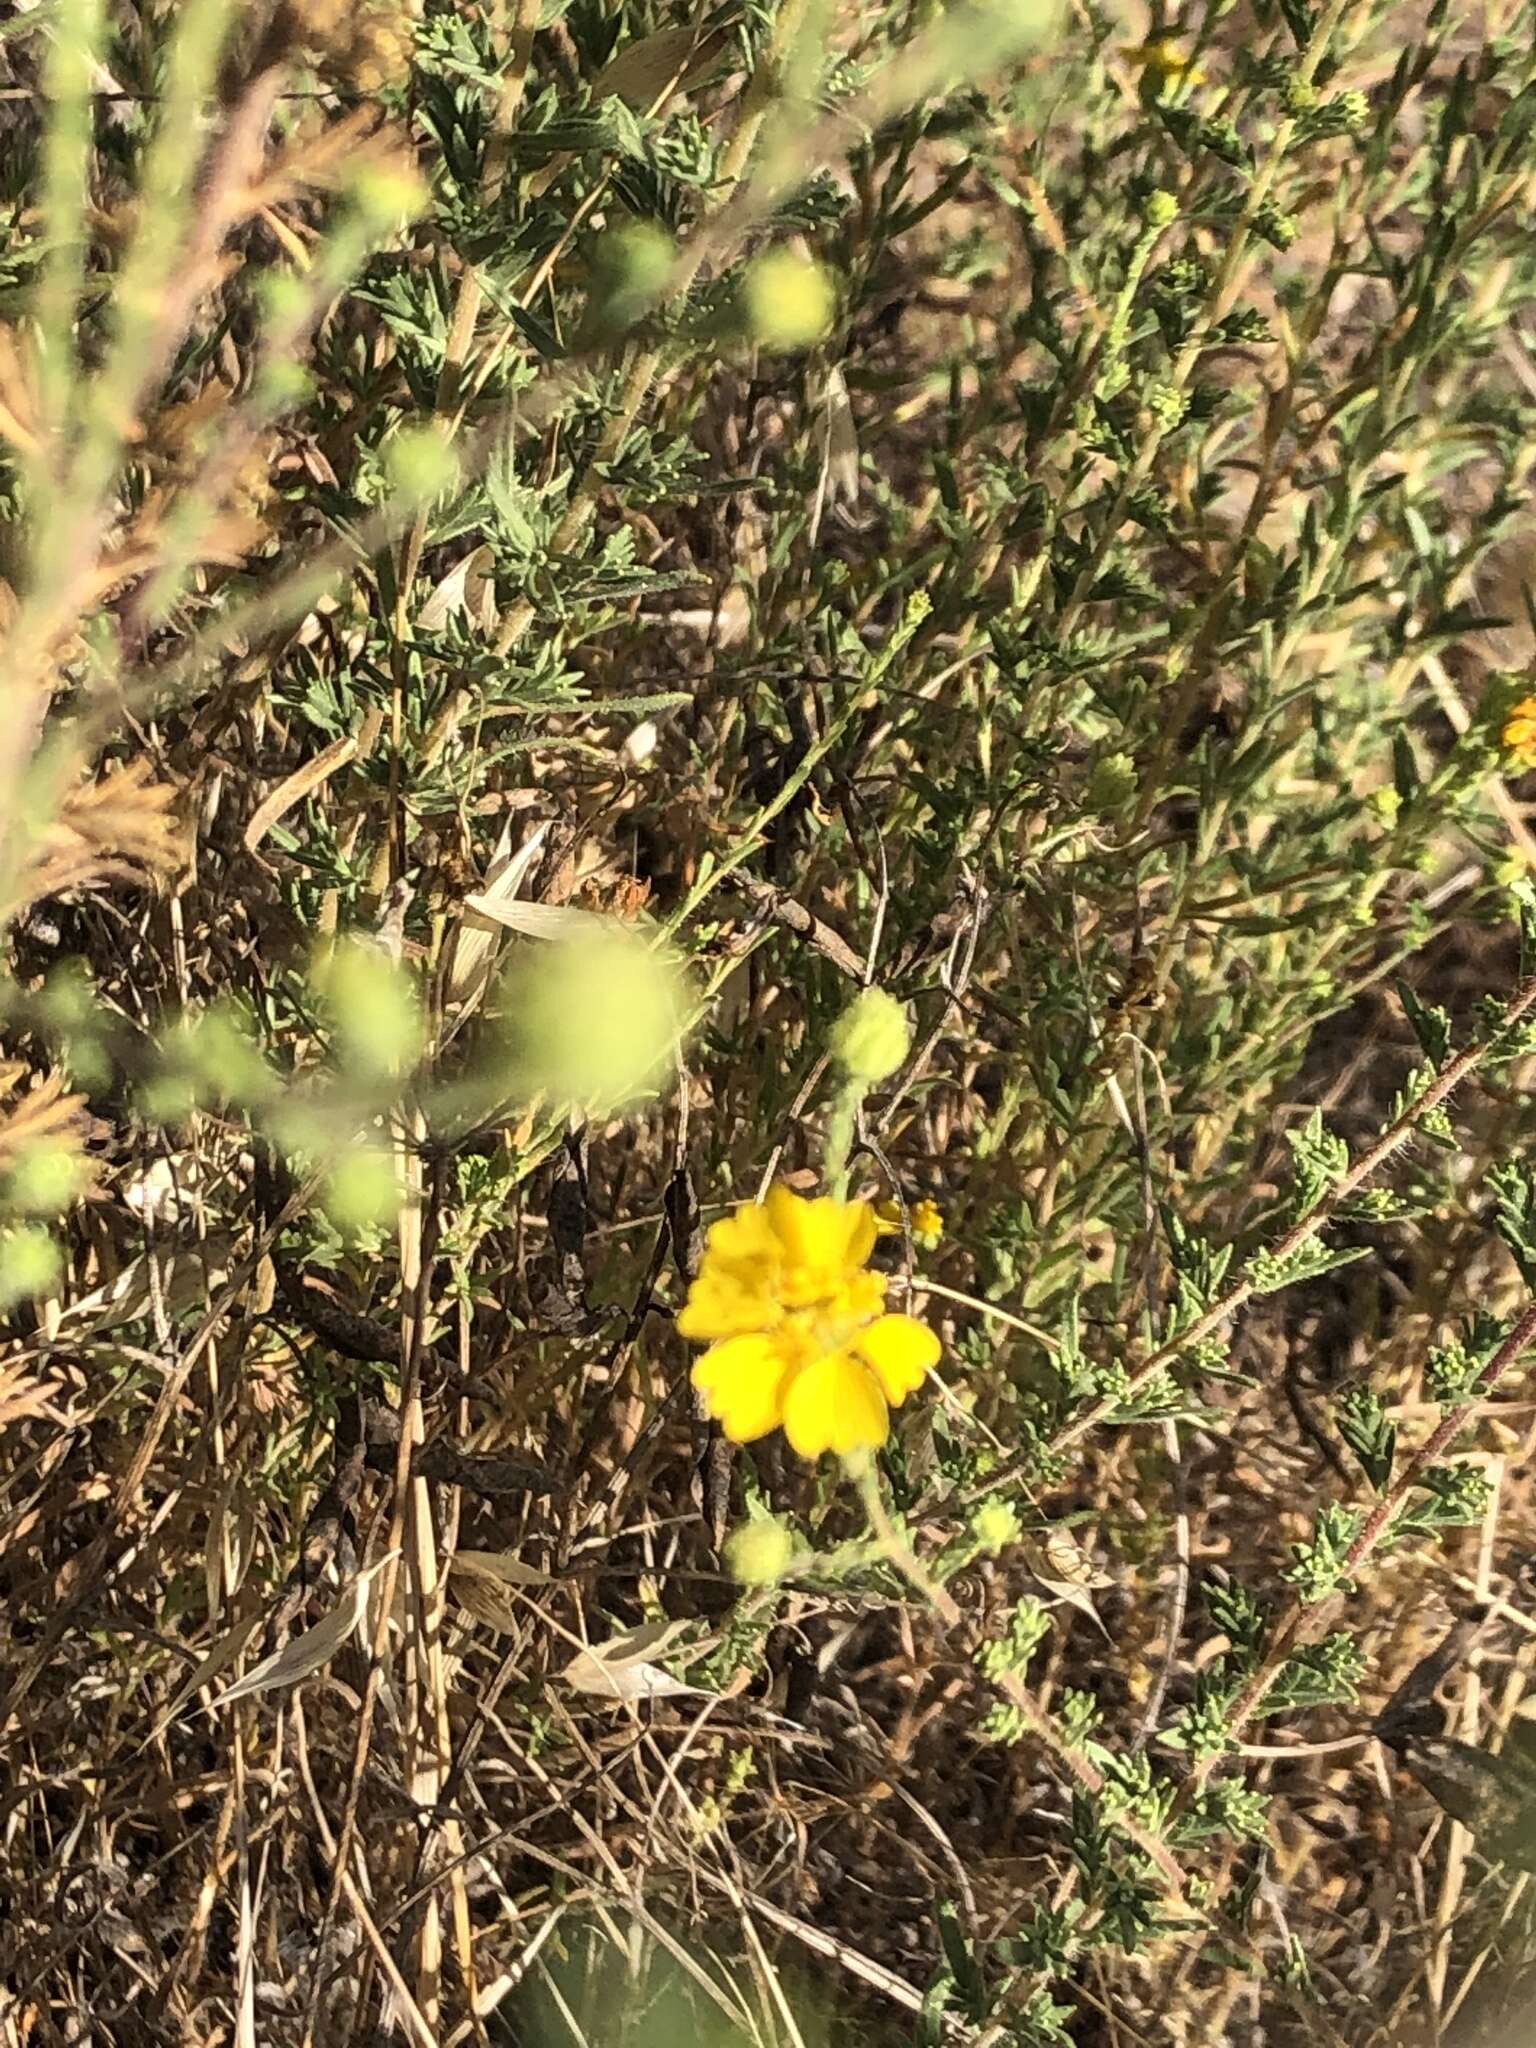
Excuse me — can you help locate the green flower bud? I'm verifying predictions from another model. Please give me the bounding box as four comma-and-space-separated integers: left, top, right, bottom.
743, 247, 836, 351
325, 1147, 399, 1234
594, 221, 675, 328
499, 923, 688, 1113
726, 1515, 798, 1585
1368, 786, 1401, 826
0, 1224, 61, 1306
347, 158, 428, 230
7, 1141, 85, 1216
385, 424, 461, 507
259, 271, 311, 333
1144, 188, 1179, 228
317, 941, 424, 1083
972, 1499, 1022, 1556
830, 988, 911, 1082
184, 1006, 276, 1107
1145, 381, 1189, 429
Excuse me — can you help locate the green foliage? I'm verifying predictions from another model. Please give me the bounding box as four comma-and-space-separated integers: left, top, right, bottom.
1335, 1387, 1397, 1493
1395, 1462, 1495, 1538
1424, 1315, 1504, 1406
1398, 983, 1454, 1066
977, 1596, 1052, 1682
1285, 1505, 1364, 1603
1161, 1212, 1235, 1336
0, 1222, 61, 1305
1245, 1238, 1371, 1295
1266, 1633, 1368, 1715
1489, 1159, 1536, 1286
1285, 1109, 1351, 1218
7, 0, 1536, 2038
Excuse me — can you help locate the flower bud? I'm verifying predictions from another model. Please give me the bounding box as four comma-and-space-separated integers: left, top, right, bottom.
0, 1225, 60, 1307
743, 247, 836, 351
499, 923, 688, 1113
726, 1515, 798, 1586
830, 988, 911, 1082
1144, 188, 1179, 228
972, 1499, 1022, 1556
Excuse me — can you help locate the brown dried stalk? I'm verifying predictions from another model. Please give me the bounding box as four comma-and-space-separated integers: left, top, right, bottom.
7, 757, 182, 916
0, 1064, 90, 1178
0, 1356, 63, 1435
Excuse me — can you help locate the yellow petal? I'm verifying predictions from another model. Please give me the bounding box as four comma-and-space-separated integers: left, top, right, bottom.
676, 1276, 771, 1342
780, 1351, 889, 1459
704, 1202, 779, 1266
840, 1269, 889, 1321
843, 1200, 878, 1267
764, 1184, 820, 1262
855, 1314, 939, 1403
1123, 39, 1206, 82
767, 1185, 877, 1274
693, 1333, 788, 1442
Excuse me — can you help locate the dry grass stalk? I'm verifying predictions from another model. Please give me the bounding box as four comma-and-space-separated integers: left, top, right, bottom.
8, 757, 182, 914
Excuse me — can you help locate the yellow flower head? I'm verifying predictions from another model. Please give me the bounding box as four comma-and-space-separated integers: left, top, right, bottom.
1504, 695, 1536, 770
679, 1185, 939, 1459
1121, 38, 1207, 86
874, 1196, 945, 1244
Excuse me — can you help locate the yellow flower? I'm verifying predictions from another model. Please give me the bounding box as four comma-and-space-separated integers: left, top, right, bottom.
1121, 38, 1207, 86
874, 1196, 945, 1243
1503, 695, 1536, 769
679, 1185, 939, 1458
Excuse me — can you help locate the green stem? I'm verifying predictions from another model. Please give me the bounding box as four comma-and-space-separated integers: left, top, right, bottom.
822, 1079, 860, 1198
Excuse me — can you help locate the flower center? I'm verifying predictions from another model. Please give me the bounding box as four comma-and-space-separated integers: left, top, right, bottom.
777, 1261, 845, 1309
778, 1290, 882, 1368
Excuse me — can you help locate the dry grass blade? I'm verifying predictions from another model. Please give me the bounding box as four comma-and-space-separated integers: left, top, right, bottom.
14, 2, 1536, 2043
243, 732, 358, 852
590, 20, 735, 109
449, 1549, 549, 1635
561, 1619, 717, 1703
417, 541, 496, 633
0, 1356, 64, 1434
450, 1547, 551, 1587
50, 1230, 238, 1334
445, 817, 549, 1005
459, 895, 620, 941
147, 1613, 263, 1739
212, 1553, 397, 1707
